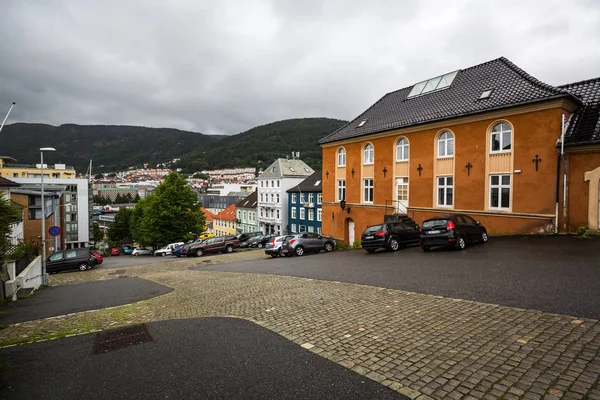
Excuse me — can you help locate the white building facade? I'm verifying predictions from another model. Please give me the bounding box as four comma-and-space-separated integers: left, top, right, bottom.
257, 158, 314, 235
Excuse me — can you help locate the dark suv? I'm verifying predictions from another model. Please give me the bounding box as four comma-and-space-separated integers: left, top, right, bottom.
46, 248, 97, 273
361, 222, 420, 253
420, 214, 488, 251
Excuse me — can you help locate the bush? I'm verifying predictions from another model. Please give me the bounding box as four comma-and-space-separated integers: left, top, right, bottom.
352, 240, 362, 249
335, 240, 348, 250
575, 225, 588, 239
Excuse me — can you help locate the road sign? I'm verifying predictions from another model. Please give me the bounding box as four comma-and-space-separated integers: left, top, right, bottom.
48, 226, 61, 237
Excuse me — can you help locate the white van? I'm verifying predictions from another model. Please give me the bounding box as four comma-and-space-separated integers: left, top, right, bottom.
154, 242, 184, 256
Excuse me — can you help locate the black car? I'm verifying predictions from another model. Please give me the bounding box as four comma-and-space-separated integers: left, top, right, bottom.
252, 234, 276, 249
361, 222, 420, 253
419, 214, 488, 251
237, 231, 262, 247
46, 248, 97, 273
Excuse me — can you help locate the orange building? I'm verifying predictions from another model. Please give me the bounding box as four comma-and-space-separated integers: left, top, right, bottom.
319, 57, 600, 243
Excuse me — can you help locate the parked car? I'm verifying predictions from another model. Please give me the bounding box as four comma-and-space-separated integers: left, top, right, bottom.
154, 242, 184, 256
281, 233, 335, 256
264, 235, 294, 257
182, 239, 207, 257
110, 247, 120, 256
190, 236, 240, 257
420, 214, 488, 251
46, 248, 97, 273
237, 231, 263, 247
361, 221, 420, 253
91, 251, 104, 264
122, 245, 133, 255
198, 233, 214, 239
132, 248, 153, 256
172, 242, 188, 257
252, 234, 276, 249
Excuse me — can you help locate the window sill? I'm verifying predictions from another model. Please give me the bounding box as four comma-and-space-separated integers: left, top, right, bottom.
363, 162, 374, 166
337, 164, 346, 168
396, 159, 409, 163
490, 151, 512, 155
436, 204, 454, 208
437, 155, 455, 159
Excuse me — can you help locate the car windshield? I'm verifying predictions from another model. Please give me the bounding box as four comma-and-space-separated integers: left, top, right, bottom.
364, 225, 383, 233
423, 219, 449, 229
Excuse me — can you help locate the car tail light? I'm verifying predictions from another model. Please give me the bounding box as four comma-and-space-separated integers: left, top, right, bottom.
271, 238, 276, 246
447, 221, 456, 230
290, 239, 296, 245
375, 231, 385, 237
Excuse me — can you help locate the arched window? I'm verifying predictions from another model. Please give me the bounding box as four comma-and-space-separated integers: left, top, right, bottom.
396, 138, 409, 161
337, 147, 346, 167
363, 143, 374, 165
491, 122, 512, 153
437, 131, 454, 157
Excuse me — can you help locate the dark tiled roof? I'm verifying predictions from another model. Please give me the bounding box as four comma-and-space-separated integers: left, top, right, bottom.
558, 78, 600, 146
0, 176, 20, 188
319, 57, 576, 144
235, 190, 258, 209
287, 171, 322, 193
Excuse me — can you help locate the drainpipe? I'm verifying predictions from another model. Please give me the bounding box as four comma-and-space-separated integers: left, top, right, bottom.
561, 114, 568, 233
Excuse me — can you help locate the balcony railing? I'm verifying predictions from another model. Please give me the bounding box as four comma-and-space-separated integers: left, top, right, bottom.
2, 163, 75, 170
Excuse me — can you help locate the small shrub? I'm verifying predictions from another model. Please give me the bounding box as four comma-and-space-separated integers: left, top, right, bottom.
352, 240, 362, 249
336, 240, 348, 250
575, 225, 588, 239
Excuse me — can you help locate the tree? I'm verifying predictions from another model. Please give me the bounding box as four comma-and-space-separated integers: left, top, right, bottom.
129, 172, 205, 248
133, 193, 141, 203
92, 221, 104, 244
108, 207, 133, 244
125, 193, 133, 203
115, 193, 124, 204
0, 197, 21, 257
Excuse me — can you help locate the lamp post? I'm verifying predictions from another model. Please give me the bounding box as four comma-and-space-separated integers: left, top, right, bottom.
40, 147, 56, 286
52, 204, 66, 252
0, 101, 16, 135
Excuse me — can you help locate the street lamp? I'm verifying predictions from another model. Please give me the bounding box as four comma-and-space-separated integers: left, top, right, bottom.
0, 101, 16, 135
52, 204, 66, 252
40, 147, 56, 287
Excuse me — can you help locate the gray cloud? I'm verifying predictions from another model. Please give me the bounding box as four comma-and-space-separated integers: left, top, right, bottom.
1, 0, 599, 135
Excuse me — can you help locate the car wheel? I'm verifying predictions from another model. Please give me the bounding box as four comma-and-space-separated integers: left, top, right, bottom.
79, 263, 88, 271
257, 243, 263, 249
270, 253, 278, 258
457, 236, 466, 250
388, 238, 400, 252
295, 246, 304, 256
324, 242, 333, 252
278, 248, 283, 257
161, 253, 166, 257
195, 248, 203, 257
226, 245, 233, 253
481, 232, 489, 243
421, 245, 430, 252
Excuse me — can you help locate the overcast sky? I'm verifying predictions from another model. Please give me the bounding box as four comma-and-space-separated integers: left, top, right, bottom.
1, 0, 599, 135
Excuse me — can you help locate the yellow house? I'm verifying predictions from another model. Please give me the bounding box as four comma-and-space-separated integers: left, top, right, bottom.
0, 156, 77, 179
213, 204, 237, 236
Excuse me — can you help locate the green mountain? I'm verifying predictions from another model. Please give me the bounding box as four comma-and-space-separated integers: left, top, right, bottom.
174, 118, 347, 172
1, 118, 347, 174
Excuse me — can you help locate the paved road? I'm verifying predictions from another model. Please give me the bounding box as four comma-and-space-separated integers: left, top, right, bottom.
0, 318, 407, 400
203, 236, 600, 319
0, 277, 172, 324
100, 254, 184, 268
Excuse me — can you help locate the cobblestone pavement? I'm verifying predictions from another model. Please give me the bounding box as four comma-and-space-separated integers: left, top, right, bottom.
1, 252, 599, 400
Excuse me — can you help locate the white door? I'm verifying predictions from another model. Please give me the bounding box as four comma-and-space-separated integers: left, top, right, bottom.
396, 177, 409, 214
348, 220, 355, 244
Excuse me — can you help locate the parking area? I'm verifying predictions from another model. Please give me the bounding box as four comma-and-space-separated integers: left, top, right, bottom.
100, 254, 187, 269
202, 235, 600, 319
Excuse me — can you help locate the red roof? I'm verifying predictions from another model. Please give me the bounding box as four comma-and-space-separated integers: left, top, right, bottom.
214, 204, 236, 221
201, 207, 216, 222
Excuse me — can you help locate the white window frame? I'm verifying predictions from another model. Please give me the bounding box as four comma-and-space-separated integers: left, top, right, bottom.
308, 209, 314, 221
437, 176, 454, 207
276, 209, 280, 219
266, 180, 269, 187
437, 131, 454, 158
363, 143, 374, 165
299, 225, 306, 232
489, 174, 511, 210
490, 122, 512, 154
292, 193, 297, 203
363, 178, 374, 203
291, 207, 297, 218
396, 138, 409, 161
337, 180, 346, 201
277, 180, 280, 187
308, 193, 314, 203
260, 193, 264, 202
317, 193, 322, 204
300, 208, 305, 220
317, 227, 322, 234
291, 223, 297, 233
337, 147, 346, 167
308, 226, 314, 233
270, 193, 274, 203
317, 208, 322, 222
276, 194, 280, 203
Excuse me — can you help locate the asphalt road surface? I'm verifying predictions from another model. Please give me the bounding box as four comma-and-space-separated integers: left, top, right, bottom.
0, 277, 172, 324
100, 254, 185, 268
0, 318, 408, 400
201, 236, 600, 319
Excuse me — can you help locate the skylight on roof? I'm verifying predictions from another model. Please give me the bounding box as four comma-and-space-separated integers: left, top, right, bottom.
314, 180, 321, 186
289, 167, 295, 172
304, 168, 309, 172
407, 70, 458, 98
357, 119, 367, 127
479, 89, 493, 99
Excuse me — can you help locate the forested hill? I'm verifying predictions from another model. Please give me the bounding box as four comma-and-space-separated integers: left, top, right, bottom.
2, 118, 347, 173
1, 123, 225, 172
173, 118, 348, 172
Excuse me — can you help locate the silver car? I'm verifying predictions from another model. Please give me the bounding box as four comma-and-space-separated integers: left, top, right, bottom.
281, 233, 335, 256
264, 235, 294, 258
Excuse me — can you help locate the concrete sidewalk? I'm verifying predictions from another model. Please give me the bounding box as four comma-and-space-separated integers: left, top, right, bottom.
0, 263, 598, 399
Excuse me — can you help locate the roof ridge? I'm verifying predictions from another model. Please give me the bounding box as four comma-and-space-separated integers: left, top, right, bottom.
558, 76, 600, 89
498, 57, 567, 95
